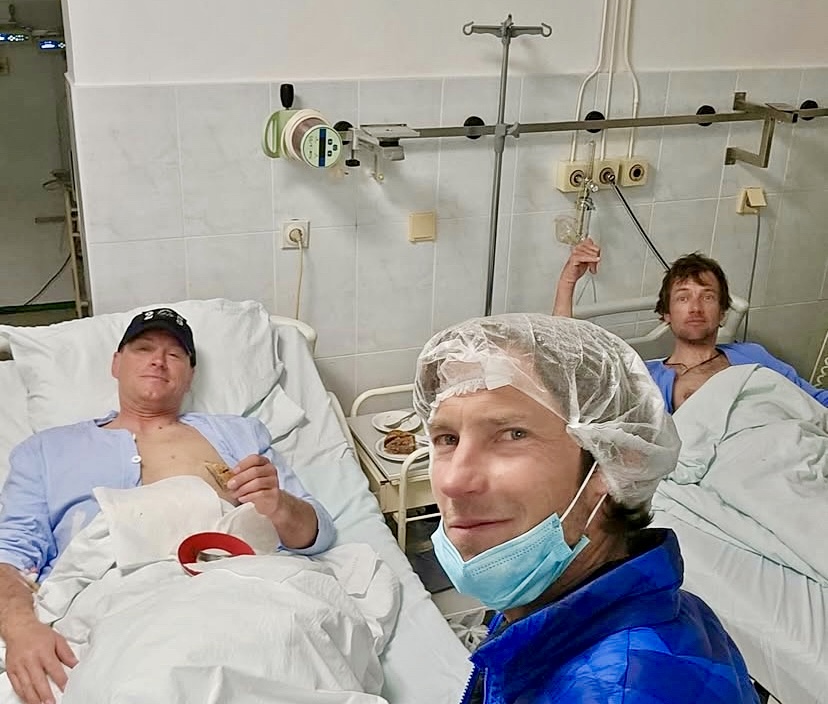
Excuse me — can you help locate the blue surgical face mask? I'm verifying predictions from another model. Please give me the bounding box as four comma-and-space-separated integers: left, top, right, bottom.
431, 462, 606, 613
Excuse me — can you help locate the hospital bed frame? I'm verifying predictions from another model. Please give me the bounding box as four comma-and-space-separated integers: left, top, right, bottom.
812, 329, 828, 388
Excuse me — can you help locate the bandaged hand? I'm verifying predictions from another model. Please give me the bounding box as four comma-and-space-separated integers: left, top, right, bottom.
226, 455, 283, 519
4, 620, 77, 704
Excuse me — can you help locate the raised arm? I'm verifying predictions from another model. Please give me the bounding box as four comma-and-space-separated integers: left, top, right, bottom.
552, 238, 601, 318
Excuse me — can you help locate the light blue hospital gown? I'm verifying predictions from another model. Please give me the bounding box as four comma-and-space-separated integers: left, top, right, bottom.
0, 412, 335, 580
646, 341, 828, 413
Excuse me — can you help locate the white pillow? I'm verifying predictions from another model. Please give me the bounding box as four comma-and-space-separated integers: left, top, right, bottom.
0, 361, 33, 489
0, 299, 283, 432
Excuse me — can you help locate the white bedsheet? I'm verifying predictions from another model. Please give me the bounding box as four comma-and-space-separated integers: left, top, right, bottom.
663, 364, 828, 583
653, 507, 828, 704
269, 326, 472, 704
0, 475, 401, 704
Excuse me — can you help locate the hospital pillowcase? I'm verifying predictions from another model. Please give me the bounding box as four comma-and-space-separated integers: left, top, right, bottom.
0, 361, 32, 490
0, 299, 283, 432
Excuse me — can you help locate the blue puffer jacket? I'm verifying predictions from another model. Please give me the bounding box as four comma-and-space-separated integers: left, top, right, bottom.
461, 529, 759, 704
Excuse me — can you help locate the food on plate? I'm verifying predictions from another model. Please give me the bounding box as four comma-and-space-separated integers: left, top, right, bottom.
383, 429, 417, 455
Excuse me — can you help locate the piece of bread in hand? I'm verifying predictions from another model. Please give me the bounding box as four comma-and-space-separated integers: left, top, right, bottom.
383, 429, 417, 455
205, 461, 234, 490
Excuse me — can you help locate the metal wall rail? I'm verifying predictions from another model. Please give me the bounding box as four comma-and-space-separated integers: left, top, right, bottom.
348, 92, 828, 165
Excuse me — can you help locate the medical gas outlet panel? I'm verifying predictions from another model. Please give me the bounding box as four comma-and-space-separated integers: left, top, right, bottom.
556, 157, 650, 193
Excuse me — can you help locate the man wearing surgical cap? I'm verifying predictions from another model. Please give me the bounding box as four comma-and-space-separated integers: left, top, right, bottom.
414, 314, 759, 704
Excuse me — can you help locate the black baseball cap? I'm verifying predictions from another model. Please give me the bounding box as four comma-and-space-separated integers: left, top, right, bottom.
117, 308, 197, 366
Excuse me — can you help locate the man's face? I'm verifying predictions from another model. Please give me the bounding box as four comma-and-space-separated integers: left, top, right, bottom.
429, 385, 597, 561
663, 271, 725, 343
111, 329, 194, 411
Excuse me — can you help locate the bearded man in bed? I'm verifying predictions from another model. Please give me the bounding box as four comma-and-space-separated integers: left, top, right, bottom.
0, 307, 335, 704
553, 239, 828, 413
415, 314, 760, 703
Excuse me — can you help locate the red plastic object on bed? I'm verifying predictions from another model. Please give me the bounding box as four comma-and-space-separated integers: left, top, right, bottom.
177, 532, 255, 576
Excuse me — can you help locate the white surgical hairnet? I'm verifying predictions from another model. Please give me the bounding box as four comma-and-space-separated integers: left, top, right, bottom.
413, 313, 681, 507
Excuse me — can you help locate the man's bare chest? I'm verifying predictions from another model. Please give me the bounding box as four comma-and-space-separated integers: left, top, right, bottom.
136, 424, 231, 499
672, 355, 731, 410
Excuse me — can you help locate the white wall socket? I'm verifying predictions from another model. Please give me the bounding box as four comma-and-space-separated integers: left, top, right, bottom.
281, 219, 310, 249
619, 157, 650, 187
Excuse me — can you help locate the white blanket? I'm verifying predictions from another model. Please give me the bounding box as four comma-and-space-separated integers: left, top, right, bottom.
653, 364, 828, 584
0, 478, 401, 704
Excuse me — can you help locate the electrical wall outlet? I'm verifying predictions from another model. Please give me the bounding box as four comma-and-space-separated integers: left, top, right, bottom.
736, 187, 767, 214
281, 219, 310, 249
619, 157, 650, 187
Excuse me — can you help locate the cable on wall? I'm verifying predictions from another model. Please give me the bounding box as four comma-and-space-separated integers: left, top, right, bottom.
20, 254, 71, 306
741, 212, 761, 342
287, 227, 306, 320
608, 176, 669, 270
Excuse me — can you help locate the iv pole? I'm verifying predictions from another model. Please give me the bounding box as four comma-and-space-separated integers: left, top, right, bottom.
463, 15, 552, 316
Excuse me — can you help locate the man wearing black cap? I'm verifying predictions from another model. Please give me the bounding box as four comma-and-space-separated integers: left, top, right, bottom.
0, 308, 335, 704
117, 307, 199, 365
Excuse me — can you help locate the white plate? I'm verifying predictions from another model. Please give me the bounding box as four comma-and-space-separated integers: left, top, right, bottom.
374, 437, 428, 463
371, 410, 421, 433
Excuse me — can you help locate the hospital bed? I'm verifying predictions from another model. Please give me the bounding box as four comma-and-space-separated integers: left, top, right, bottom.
0, 300, 471, 704
576, 294, 828, 704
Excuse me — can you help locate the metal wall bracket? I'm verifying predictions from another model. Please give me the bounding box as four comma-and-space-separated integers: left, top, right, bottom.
724, 119, 776, 168
723, 91, 804, 167
349, 124, 417, 181
723, 91, 828, 167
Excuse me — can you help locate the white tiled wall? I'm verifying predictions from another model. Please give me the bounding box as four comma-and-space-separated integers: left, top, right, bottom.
177, 84, 273, 238
70, 69, 828, 410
